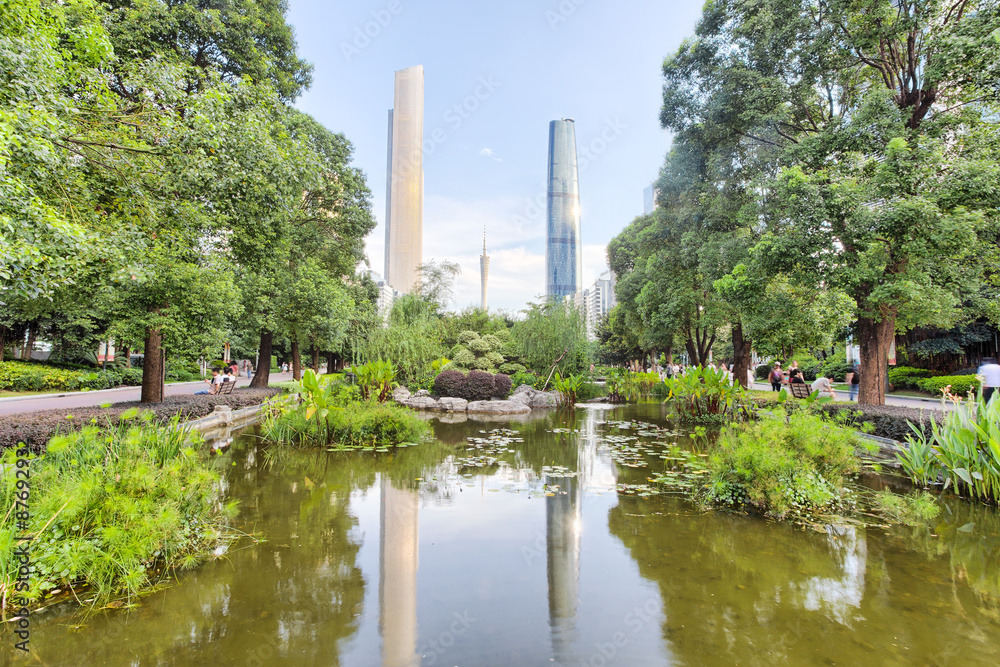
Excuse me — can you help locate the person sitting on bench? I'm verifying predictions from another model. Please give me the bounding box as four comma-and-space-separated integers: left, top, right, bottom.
195, 368, 224, 395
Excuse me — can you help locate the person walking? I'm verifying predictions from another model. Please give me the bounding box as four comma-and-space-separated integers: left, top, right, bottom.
769, 363, 783, 392
245, 360, 253, 379
977, 357, 1000, 403
848, 363, 860, 401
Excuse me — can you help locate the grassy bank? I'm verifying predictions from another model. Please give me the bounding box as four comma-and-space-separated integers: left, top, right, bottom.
1, 388, 280, 453
1, 417, 236, 613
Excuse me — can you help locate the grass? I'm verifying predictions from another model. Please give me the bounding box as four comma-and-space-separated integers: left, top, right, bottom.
0, 416, 237, 612
261, 398, 430, 449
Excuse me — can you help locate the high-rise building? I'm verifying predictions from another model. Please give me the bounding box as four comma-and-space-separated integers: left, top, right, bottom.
643, 182, 659, 215
567, 269, 617, 341
480, 229, 490, 310
546, 119, 582, 299
384, 65, 424, 294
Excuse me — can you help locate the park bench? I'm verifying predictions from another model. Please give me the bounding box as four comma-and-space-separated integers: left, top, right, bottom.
788, 382, 811, 399
217, 379, 237, 395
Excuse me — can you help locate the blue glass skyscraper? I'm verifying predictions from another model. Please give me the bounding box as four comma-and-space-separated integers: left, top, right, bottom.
546, 119, 582, 299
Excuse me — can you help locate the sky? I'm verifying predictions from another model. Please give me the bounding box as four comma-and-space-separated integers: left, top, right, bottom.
286, 0, 703, 312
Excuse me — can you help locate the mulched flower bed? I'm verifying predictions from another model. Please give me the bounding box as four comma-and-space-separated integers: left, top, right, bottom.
2, 388, 281, 453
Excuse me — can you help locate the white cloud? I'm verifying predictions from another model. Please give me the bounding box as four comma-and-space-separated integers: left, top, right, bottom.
478, 146, 502, 162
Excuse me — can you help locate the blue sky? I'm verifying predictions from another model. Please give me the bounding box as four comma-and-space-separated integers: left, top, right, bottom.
287, 0, 703, 311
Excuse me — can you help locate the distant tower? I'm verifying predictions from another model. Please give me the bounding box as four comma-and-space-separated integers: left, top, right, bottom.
384, 65, 424, 294
480, 230, 490, 310
546, 119, 582, 299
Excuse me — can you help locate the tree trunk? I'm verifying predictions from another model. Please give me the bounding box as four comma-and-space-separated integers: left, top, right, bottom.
0, 325, 6, 362
311, 344, 320, 373
733, 322, 753, 389
250, 330, 273, 388
22, 324, 36, 360
291, 340, 301, 381
326, 351, 336, 373
857, 308, 895, 405
140, 327, 164, 403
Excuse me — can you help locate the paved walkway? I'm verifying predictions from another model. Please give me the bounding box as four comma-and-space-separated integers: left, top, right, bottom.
0, 372, 296, 416
749, 381, 951, 411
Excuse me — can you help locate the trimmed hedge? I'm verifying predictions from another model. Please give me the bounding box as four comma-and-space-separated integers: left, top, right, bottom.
1, 388, 281, 453
916, 375, 980, 397
887, 366, 936, 390
432, 370, 512, 401
0, 361, 149, 392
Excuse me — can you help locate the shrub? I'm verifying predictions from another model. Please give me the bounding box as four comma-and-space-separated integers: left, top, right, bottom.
755, 364, 772, 380
0, 361, 82, 392
500, 362, 527, 375
916, 375, 980, 397
820, 357, 855, 382
817, 403, 943, 442
463, 370, 498, 401
887, 366, 936, 390
704, 412, 864, 518
493, 373, 512, 398
451, 347, 476, 367
433, 370, 467, 398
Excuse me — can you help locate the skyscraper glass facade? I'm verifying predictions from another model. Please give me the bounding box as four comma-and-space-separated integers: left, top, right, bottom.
546, 119, 582, 299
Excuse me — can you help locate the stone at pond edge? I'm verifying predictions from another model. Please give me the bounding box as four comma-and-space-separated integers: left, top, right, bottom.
467, 400, 531, 415
392, 386, 412, 403
510, 384, 559, 409
405, 396, 441, 411
437, 397, 469, 412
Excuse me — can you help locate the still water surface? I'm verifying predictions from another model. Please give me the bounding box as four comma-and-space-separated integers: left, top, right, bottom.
4, 403, 1000, 665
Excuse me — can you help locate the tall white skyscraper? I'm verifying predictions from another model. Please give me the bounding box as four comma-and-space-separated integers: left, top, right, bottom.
384, 65, 424, 294
480, 230, 490, 310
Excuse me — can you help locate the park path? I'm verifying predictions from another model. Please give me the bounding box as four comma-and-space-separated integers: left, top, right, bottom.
748, 381, 952, 411
0, 372, 296, 416
0, 375, 949, 417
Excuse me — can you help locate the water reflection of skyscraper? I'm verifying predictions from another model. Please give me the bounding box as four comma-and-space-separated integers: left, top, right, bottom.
546, 437, 584, 661
379, 476, 420, 667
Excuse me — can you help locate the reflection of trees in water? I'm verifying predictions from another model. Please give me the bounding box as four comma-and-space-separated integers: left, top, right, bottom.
608, 495, 1000, 665
881, 497, 1000, 608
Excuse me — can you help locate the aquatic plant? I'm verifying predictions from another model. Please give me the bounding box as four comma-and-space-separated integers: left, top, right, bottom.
662, 366, 753, 423
899, 394, 1000, 502
353, 359, 397, 402
553, 372, 585, 407
0, 418, 236, 612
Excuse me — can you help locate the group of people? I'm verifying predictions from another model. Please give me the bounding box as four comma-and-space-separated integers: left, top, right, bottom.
768, 361, 860, 401
195, 366, 238, 395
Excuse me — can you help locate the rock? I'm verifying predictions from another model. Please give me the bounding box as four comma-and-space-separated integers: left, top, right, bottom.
437, 397, 468, 412
413, 389, 432, 398
508, 385, 558, 408
466, 400, 531, 415
392, 386, 412, 403
404, 396, 440, 411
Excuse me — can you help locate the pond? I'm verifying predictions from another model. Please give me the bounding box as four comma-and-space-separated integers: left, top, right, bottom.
4, 403, 1000, 666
